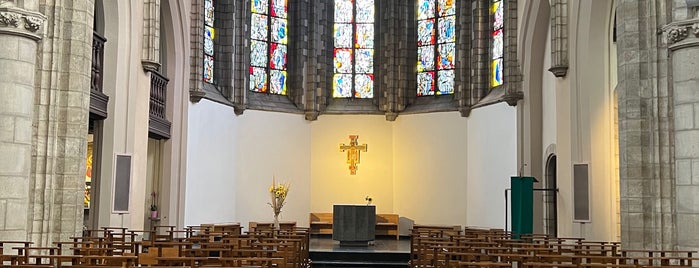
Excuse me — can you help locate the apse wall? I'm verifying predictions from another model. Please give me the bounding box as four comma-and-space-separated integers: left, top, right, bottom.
309, 115, 394, 214
185, 104, 313, 227
392, 112, 469, 229
185, 100, 238, 226
465, 103, 518, 229
232, 110, 312, 227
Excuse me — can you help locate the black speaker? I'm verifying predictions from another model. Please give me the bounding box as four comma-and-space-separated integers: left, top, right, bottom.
573, 163, 590, 222
112, 154, 132, 213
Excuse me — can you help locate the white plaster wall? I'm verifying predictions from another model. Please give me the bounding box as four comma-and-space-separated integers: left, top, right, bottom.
96, 1, 150, 230
466, 103, 518, 229
393, 112, 468, 228
310, 115, 393, 214
542, 24, 557, 155
234, 110, 312, 228
184, 100, 237, 226
549, 0, 617, 241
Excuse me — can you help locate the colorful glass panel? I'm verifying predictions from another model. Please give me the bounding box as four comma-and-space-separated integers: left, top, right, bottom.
417, 45, 435, 72
437, 70, 454, 94
204, 26, 214, 55
335, 0, 353, 23
333, 0, 374, 99
438, 15, 455, 43
334, 49, 353, 73
204, 55, 214, 83
205, 0, 215, 26
417, 72, 435, 96
333, 74, 353, 97
355, 24, 374, 48
249, 0, 288, 95
252, 0, 269, 14
417, 0, 454, 96
250, 40, 267, 67
417, 19, 435, 46
250, 67, 267, 92
437, 0, 455, 16
354, 74, 374, 98
270, 43, 287, 70
437, 43, 454, 70
355, 49, 373, 73
356, 0, 374, 23
334, 24, 353, 48
492, 0, 503, 30
270, 70, 287, 94
491, 58, 503, 87
203, 0, 215, 83
251, 14, 268, 40
271, 17, 288, 44
492, 29, 503, 59
491, 0, 504, 89
271, 0, 288, 18
417, 0, 435, 20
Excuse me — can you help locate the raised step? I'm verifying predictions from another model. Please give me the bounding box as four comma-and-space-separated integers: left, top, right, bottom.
310, 250, 409, 268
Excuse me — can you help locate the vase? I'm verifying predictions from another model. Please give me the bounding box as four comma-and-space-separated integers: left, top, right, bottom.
273, 214, 280, 230
150, 210, 158, 219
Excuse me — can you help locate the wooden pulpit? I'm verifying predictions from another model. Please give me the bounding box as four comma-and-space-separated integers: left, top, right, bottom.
333, 204, 376, 246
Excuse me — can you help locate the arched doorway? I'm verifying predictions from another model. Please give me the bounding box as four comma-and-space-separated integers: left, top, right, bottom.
543, 154, 557, 236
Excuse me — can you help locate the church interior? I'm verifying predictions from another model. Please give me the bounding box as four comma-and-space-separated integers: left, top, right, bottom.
2, 0, 699, 266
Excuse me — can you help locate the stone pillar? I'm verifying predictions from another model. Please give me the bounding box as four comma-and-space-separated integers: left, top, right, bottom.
0, 1, 44, 242
30, 0, 94, 246
617, 0, 674, 250
665, 4, 699, 251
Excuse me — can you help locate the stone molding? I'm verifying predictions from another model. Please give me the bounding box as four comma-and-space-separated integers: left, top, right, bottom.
548, 0, 569, 77
662, 19, 699, 50
0, 7, 45, 41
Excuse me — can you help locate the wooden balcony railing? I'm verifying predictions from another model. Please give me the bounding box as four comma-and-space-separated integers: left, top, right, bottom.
89, 32, 109, 120
148, 71, 171, 139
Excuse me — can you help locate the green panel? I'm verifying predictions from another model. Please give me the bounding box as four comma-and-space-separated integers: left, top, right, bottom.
510, 176, 535, 239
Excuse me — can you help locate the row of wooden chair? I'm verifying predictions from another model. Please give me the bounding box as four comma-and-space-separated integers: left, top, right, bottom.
410, 226, 697, 268
1, 222, 310, 268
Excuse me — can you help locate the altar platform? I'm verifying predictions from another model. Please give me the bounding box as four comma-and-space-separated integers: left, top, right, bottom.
309, 236, 410, 267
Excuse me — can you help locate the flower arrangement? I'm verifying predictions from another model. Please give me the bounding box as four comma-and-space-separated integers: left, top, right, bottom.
268, 178, 290, 219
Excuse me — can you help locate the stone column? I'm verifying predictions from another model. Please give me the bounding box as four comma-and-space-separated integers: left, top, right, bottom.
665, 4, 699, 251
0, 1, 44, 242
617, 0, 674, 250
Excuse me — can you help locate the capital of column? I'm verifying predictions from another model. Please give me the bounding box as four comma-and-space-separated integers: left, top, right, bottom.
0, 5, 45, 41
662, 18, 699, 51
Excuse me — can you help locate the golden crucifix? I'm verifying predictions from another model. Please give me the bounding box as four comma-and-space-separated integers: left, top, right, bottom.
339, 135, 368, 175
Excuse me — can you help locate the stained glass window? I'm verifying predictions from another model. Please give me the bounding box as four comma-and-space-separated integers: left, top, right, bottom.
491, 0, 504, 88
249, 0, 288, 95
333, 0, 375, 98
417, 0, 455, 96
203, 0, 215, 83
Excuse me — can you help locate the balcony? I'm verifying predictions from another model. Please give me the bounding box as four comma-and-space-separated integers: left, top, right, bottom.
90, 32, 109, 120
148, 71, 171, 140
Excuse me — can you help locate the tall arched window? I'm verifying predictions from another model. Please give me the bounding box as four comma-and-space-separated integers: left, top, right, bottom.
333, 0, 375, 98
250, 0, 289, 95
203, 0, 215, 83
491, 0, 504, 88
417, 0, 455, 96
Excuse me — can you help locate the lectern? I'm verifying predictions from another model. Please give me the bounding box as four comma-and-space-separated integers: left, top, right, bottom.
510, 176, 537, 239
333, 204, 376, 246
